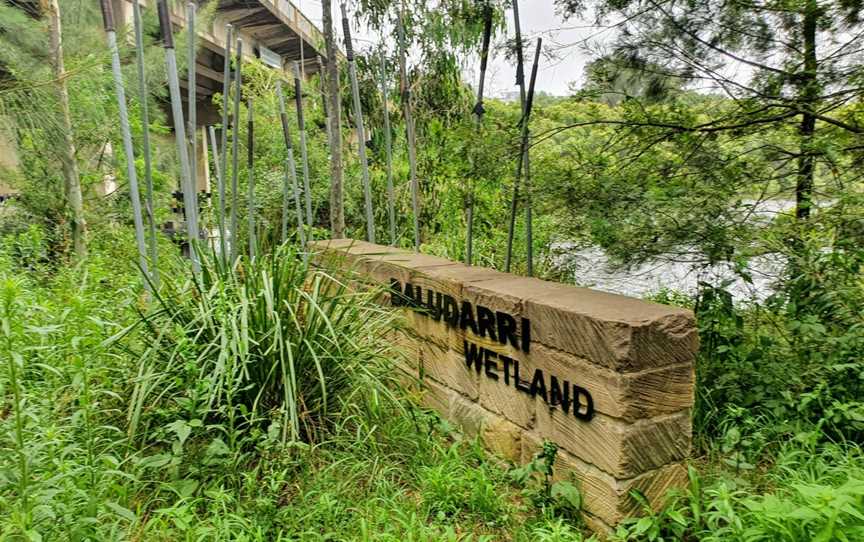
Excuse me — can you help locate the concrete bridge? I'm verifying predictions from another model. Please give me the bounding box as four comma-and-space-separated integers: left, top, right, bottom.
117, 0, 332, 193
116, 0, 328, 125
0, 0, 329, 198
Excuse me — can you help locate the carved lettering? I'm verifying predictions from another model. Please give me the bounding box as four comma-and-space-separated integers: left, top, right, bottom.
496, 311, 518, 349
484, 349, 499, 380
464, 340, 483, 373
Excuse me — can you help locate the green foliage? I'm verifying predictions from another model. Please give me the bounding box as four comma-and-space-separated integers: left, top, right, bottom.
0, 234, 599, 540
2, 0, 864, 539
614, 443, 864, 541
691, 243, 864, 446
510, 441, 584, 521
419, 440, 509, 524
578, 55, 684, 105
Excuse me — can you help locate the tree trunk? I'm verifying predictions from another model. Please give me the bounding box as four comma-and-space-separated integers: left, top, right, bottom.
44, 0, 86, 258
322, 0, 345, 238
796, 0, 819, 222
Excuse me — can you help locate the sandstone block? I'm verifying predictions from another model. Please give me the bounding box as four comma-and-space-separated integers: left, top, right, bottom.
421, 340, 479, 401
477, 364, 538, 430
420, 377, 452, 416
534, 406, 691, 479
450, 338, 693, 424
523, 439, 688, 527
447, 389, 522, 462
528, 344, 694, 422
450, 272, 698, 371
384, 328, 421, 372
525, 286, 698, 372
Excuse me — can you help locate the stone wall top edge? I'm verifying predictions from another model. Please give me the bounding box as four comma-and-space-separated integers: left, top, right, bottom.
312, 239, 695, 325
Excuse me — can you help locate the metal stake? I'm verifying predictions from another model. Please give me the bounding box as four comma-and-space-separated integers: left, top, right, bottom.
466, 3, 493, 266
505, 0, 527, 274
218, 24, 232, 259
132, 0, 159, 287
187, 2, 199, 243
379, 48, 396, 245
292, 62, 314, 236
342, 3, 375, 244
204, 125, 225, 258
230, 38, 243, 262
523, 41, 541, 278
157, 0, 199, 273
397, 11, 420, 252
507, 37, 541, 277
101, 0, 149, 285
317, 55, 330, 137
208, 126, 222, 205
277, 81, 306, 247
246, 97, 256, 259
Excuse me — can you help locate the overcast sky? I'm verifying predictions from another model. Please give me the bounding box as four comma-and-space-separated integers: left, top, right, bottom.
300, 0, 608, 98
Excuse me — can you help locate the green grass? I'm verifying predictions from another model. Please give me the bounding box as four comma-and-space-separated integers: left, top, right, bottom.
1, 229, 863, 541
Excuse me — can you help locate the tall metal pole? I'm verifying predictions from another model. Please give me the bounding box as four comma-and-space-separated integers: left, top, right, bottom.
504, 0, 527, 274
157, 0, 199, 273
379, 48, 396, 246
230, 39, 243, 262
246, 97, 256, 259
208, 125, 222, 207
292, 62, 314, 235
132, 0, 159, 287
317, 55, 330, 138
187, 2, 200, 244
218, 24, 232, 260
101, 0, 149, 285
341, 3, 375, 244
204, 126, 218, 243
397, 10, 420, 252
507, 38, 541, 277
277, 81, 306, 247
299, 0, 306, 80
466, 3, 493, 266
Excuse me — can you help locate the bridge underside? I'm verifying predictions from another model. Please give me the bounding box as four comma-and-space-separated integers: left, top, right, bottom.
117, 0, 326, 123
216, 0, 323, 68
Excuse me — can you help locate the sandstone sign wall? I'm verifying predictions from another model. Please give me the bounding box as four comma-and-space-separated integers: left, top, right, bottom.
313, 239, 698, 532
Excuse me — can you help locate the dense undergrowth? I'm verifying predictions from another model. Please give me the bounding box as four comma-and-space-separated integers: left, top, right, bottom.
0, 228, 590, 541
1, 225, 862, 541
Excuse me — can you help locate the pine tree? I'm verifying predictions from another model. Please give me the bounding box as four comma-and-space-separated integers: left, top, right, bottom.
558, 0, 864, 224
43, 0, 86, 258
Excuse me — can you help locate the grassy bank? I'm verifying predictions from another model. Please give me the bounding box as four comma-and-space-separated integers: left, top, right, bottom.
1, 228, 862, 541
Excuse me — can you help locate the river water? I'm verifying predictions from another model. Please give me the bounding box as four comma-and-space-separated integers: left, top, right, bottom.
552, 244, 786, 302
553, 199, 797, 302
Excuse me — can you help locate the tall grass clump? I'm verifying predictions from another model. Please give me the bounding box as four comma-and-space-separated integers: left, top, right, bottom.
123, 244, 402, 448
1, 276, 31, 532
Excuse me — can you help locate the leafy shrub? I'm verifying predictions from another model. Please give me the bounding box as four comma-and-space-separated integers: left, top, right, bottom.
694, 245, 864, 446
510, 441, 583, 521
418, 441, 508, 524
614, 442, 864, 542
2, 223, 51, 273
